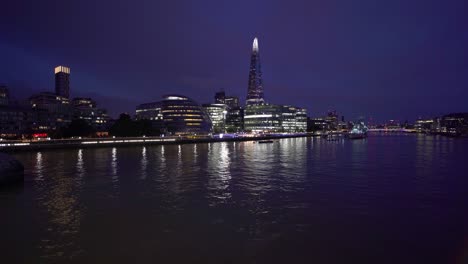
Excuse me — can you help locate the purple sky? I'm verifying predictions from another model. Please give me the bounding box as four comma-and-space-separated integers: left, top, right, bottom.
1, 0, 467, 122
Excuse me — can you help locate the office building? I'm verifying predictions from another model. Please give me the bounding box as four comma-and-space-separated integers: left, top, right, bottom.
0, 105, 36, 139
202, 103, 228, 134
72, 97, 110, 131
307, 117, 327, 132
325, 110, 339, 130
30, 92, 72, 130
136, 102, 163, 121
225, 96, 239, 109
295, 107, 308, 132
215, 91, 225, 104
415, 118, 434, 133
226, 107, 244, 133
55, 66, 70, 98
244, 104, 282, 132
135, 102, 165, 133
215, 91, 239, 109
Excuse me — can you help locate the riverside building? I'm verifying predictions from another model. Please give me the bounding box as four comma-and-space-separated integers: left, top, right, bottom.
137, 95, 212, 135
202, 103, 228, 134
72, 97, 110, 132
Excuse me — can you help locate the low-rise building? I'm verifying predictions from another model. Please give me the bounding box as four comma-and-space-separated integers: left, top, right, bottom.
0, 105, 36, 139
30, 92, 73, 130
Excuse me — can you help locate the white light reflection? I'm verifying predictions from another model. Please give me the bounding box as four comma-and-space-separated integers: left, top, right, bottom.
140, 147, 147, 180
76, 149, 85, 180
111, 147, 118, 185
177, 144, 182, 165
207, 142, 232, 204
35, 152, 43, 181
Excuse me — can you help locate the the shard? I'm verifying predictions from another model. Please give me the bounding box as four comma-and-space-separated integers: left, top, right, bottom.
246, 37, 265, 105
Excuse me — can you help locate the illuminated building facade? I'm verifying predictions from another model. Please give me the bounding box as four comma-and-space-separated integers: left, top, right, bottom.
136, 102, 163, 121
226, 107, 244, 133
325, 110, 339, 130
415, 118, 434, 133
244, 104, 282, 132
0, 105, 36, 139
161, 95, 212, 135
30, 92, 72, 130
55, 66, 71, 99
135, 102, 165, 133
244, 104, 307, 133
72, 97, 110, 131
295, 107, 308, 132
246, 37, 265, 105
215, 91, 240, 109
280, 106, 307, 132
202, 103, 228, 134
438, 113, 468, 135
225, 96, 239, 109
307, 117, 327, 132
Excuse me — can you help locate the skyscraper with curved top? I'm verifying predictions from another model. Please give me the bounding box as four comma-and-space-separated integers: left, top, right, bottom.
246, 37, 264, 105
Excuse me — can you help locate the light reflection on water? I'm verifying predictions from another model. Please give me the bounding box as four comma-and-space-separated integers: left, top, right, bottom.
3, 135, 468, 263
140, 147, 147, 180
110, 147, 118, 186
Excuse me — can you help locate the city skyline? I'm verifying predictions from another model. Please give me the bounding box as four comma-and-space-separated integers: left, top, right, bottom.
1, 0, 467, 122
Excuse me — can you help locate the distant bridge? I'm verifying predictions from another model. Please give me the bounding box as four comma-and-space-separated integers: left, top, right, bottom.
368, 128, 417, 133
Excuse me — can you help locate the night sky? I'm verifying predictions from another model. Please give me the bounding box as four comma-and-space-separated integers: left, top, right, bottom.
1, 0, 467, 122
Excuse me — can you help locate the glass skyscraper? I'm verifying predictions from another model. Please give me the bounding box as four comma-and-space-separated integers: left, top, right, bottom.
246, 37, 264, 105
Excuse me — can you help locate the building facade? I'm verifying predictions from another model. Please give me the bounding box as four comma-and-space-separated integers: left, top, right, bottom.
30, 92, 73, 130
244, 104, 307, 133
72, 97, 110, 132
55, 66, 70, 98
202, 104, 228, 134
135, 102, 163, 121
0, 105, 36, 139
138, 95, 211, 135
226, 107, 244, 133
244, 104, 282, 132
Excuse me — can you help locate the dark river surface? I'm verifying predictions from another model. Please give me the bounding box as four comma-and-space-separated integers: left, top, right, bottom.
1, 134, 468, 263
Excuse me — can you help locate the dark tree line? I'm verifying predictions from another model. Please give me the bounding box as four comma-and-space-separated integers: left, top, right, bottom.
50, 113, 162, 139
109, 113, 161, 137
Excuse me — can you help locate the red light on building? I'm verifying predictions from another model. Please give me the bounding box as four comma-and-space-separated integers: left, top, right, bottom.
33, 133, 48, 138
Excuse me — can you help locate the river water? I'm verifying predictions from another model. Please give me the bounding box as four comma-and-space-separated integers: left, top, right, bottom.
1, 135, 468, 263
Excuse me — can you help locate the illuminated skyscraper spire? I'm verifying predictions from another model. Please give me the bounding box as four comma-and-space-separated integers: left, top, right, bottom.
253, 37, 259, 52
246, 37, 264, 105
